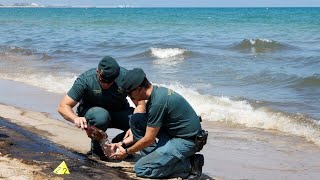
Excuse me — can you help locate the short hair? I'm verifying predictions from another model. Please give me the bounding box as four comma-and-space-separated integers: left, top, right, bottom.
139, 77, 151, 89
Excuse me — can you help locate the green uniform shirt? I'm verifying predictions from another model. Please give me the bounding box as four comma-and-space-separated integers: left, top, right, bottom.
67, 67, 129, 114
146, 86, 201, 138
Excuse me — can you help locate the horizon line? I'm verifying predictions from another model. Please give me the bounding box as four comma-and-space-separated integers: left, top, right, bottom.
0, 6, 320, 8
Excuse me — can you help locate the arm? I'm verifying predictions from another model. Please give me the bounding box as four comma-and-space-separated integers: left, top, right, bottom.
108, 100, 146, 151
57, 95, 87, 129
132, 99, 146, 113
121, 100, 146, 146
119, 129, 135, 147
110, 126, 160, 159
127, 126, 159, 152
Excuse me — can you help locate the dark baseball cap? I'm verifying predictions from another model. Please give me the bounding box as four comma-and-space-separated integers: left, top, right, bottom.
121, 68, 146, 92
97, 56, 120, 82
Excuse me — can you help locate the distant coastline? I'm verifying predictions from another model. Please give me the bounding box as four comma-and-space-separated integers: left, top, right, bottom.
0, 6, 319, 8
0, 2, 44, 7
0, 6, 135, 8
0, 3, 134, 8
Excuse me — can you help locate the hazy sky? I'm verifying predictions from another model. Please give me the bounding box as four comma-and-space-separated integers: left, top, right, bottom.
1, 0, 320, 7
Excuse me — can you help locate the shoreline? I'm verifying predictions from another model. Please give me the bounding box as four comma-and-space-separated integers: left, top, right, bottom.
1, 78, 320, 179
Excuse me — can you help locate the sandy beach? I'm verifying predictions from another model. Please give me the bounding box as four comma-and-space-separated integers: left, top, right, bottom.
1, 78, 320, 179
1, 6, 320, 180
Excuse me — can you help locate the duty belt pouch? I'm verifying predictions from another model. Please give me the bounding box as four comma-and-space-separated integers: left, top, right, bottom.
195, 129, 208, 152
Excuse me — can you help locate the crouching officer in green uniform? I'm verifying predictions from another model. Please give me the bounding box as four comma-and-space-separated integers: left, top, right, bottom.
57, 56, 134, 159
110, 68, 207, 180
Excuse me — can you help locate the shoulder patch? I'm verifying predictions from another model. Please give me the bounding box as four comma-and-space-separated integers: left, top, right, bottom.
168, 89, 174, 96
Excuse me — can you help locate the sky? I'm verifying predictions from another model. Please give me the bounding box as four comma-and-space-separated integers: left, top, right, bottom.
0, 0, 320, 7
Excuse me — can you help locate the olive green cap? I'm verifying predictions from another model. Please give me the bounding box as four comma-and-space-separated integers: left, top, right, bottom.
97, 56, 120, 82
121, 68, 146, 92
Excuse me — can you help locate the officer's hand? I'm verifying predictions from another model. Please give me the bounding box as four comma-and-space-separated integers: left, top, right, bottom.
73, 117, 87, 130
103, 143, 118, 157
109, 144, 127, 160
106, 143, 120, 153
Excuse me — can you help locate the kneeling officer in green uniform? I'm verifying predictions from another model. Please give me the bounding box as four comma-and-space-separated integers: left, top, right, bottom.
57, 56, 133, 158
110, 68, 206, 180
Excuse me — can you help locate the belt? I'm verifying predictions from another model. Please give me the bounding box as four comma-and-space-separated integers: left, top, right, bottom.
183, 135, 197, 141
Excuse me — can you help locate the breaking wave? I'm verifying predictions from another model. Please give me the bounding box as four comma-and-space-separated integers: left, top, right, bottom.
149, 47, 189, 59
148, 47, 191, 65
230, 39, 289, 53
161, 82, 320, 147
0, 72, 76, 94
0, 45, 72, 93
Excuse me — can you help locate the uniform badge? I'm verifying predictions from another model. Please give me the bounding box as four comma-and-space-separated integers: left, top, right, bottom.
168, 89, 174, 95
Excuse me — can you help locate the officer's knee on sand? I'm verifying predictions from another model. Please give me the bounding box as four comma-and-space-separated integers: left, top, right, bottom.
134, 156, 167, 178
134, 162, 153, 178
85, 107, 111, 130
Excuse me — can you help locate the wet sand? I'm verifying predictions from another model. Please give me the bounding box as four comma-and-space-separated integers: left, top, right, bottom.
1, 78, 320, 179
0, 118, 127, 180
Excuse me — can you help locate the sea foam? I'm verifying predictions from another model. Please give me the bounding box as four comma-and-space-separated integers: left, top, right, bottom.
0, 72, 76, 94
2, 66, 320, 147
150, 47, 188, 59
162, 82, 320, 146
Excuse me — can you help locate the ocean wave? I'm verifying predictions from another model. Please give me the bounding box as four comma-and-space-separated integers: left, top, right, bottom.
236, 71, 299, 87
148, 47, 191, 65
1, 68, 320, 146
0, 45, 52, 60
149, 47, 190, 59
0, 45, 34, 55
230, 38, 289, 53
0, 46, 68, 93
291, 74, 320, 88
0, 72, 76, 94
160, 82, 320, 147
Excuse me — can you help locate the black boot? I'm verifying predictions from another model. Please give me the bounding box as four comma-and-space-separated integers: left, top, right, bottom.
111, 131, 126, 144
186, 154, 204, 180
87, 140, 109, 161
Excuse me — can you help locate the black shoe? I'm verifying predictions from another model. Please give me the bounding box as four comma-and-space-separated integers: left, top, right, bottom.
86, 149, 109, 161
186, 154, 204, 180
111, 131, 126, 143
87, 141, 109, 161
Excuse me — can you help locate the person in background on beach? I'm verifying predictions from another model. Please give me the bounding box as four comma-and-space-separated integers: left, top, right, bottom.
57, 56, 137, 159
109, 68, 206, 180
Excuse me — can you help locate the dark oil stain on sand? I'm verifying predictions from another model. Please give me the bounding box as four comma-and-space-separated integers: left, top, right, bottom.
0, 117, 128, 179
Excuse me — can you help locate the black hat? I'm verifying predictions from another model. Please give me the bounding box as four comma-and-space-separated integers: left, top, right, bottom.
97, 56, 120, 82
121, 68, 146, 91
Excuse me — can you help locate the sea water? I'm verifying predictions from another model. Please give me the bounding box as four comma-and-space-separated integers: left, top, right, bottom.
0, 8, 319, 146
